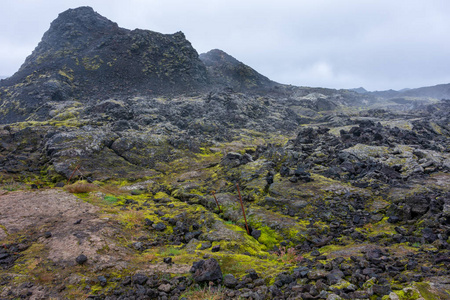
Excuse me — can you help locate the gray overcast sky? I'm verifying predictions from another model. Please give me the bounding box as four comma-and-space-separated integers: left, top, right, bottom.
1, 0, 449, 91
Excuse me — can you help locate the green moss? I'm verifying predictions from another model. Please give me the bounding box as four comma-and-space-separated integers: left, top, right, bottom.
159, 246, 182, 256
258, 226, 282, 249
58, 68, 74, 81
330, 279, 353, 290
82, 55, 103, 71
11, 243, 47, 275
394, 287, 420, 300
355, 217, 396, 238
212, 252, 288, 280
415, 282, 440, 300
312, 243, 357, 259
430, 122, 443, 135
222, 223, 267, 254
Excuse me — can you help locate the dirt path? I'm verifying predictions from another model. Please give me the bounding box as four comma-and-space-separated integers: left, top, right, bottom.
0, 189, 195, 299
0, 189, 128, 265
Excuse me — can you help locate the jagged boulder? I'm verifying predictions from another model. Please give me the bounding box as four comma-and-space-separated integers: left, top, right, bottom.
190, 258, 223, 283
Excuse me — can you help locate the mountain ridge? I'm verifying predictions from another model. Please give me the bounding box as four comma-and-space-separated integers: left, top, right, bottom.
353, 83, 450, 100
0, 6, 374, 124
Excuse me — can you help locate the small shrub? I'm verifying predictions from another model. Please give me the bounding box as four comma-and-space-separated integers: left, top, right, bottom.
65, 182, 96, 194
277, 247, 303, 264
117, 211, 145, 230
98, 184, 125, 196
35, 270, 55, 284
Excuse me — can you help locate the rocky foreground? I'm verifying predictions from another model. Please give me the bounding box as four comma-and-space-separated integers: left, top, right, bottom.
0, 98, 449, 299
0, 6, 450, 300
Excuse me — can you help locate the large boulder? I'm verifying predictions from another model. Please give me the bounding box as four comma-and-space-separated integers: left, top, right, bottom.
190, 258, 223, 283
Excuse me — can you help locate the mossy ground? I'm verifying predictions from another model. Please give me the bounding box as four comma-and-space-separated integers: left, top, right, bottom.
1, 127, 449, 299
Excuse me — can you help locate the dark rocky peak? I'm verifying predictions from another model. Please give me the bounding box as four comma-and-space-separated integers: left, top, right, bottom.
19, 6, 122, 72
200, 49, 278, 92
9, 6, 208, 94
46, 6, 120, 39
0, 7, 209, 123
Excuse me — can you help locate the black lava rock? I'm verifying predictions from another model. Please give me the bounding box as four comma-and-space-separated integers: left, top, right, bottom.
163, 257, 172, 264
144, 218, 154, 226
388, 216, 400, 223
251, 229, 261, 240
132, 273, 148, 285
422, 227, 437, 243
190, 258, 223, 283
223, 274, 237, 288
153, 222, 167, 231
98, 275, 107, 287
246, 269, 259, 280
75, 254, 88, 265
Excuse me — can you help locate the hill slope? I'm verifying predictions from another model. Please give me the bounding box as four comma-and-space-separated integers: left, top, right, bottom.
200, 49, 278, 91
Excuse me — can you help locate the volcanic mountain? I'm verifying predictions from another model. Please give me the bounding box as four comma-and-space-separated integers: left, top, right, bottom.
0, 6, 210, 122
0, 6, 374, 124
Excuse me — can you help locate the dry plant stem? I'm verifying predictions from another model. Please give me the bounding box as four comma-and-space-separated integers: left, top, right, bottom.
236, 183, 250, 235
211, 191, 222, 213
67, 165, 79, 184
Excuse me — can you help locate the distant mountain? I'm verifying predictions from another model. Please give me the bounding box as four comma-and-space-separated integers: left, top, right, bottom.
350, 87, 368, 94
400, 83, 450, 99
369, 83, 450, 100
200, 49, 278, 91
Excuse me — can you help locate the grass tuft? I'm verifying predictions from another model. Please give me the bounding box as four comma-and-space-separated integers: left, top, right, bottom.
117, 210, 145, 230
181, 286, 226, 300
65, 182, 97, 193
98, 184, 126, 196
